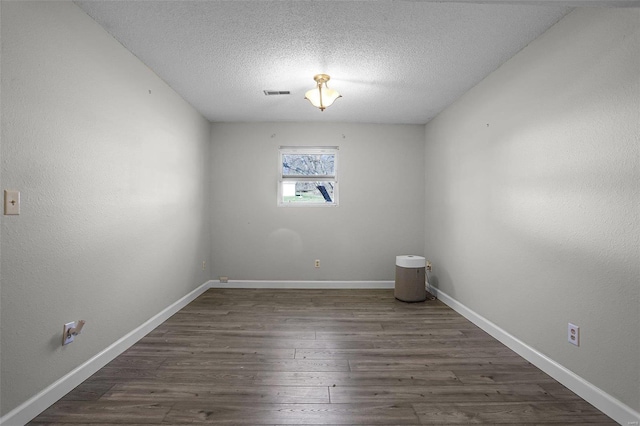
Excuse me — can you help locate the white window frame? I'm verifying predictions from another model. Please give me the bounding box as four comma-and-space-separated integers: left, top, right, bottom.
278, 146, 339, 207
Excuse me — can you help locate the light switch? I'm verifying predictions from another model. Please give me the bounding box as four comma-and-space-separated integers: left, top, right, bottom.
4, 190, 20, 215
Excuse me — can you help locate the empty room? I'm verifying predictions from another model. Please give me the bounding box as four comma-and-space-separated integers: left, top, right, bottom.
1, 0, 638, 425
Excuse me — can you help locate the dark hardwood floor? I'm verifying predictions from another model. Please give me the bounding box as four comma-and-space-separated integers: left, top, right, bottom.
29, 288, 615, 424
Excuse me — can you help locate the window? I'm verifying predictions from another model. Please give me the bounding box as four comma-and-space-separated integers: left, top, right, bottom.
278, 146, 338, 206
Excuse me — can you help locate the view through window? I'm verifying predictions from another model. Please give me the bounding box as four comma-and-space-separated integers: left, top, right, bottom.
278, 146, 338, 206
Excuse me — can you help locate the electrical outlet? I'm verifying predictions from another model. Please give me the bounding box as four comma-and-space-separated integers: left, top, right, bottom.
314, 259, 320, 268
62, 322, 76, 346
202, 261, 206, 270
568, 323, 579, 346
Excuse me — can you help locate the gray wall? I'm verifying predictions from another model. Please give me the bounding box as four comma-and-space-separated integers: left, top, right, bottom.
424, 8, 639, 411
0, 1, 211, 415
211, 123, 425, 281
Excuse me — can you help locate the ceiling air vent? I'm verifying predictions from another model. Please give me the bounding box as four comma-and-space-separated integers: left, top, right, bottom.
263, 90, 291, 96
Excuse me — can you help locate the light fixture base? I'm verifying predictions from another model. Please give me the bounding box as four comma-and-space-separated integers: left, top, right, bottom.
313, 74, 331, 84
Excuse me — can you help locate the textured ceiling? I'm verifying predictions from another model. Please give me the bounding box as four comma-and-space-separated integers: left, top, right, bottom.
73, 1, 581, 124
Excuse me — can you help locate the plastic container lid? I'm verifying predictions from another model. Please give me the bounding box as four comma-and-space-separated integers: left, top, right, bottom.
396, 255, 425, 268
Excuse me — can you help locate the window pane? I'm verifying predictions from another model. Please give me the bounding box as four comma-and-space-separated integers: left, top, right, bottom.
282, 153, 335, 177
282, 181, 335, 204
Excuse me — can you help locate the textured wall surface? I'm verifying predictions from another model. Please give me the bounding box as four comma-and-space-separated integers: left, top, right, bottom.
211, 122, 425, 281
424, 8, 639, 411
0, 1, 211, 415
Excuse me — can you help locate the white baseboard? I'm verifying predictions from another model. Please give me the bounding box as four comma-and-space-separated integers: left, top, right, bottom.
427, 284, 640, 426
209, 280, 395, 289
0, 281, 212, 426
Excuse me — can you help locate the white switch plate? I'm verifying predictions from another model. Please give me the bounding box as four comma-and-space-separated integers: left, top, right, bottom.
4, 190, 20, 215
568, 323, 580, 346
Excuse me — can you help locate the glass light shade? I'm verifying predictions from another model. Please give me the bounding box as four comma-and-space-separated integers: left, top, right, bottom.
304, 75, 342, 111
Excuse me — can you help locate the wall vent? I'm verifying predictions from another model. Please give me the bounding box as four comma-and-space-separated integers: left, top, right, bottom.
263, 90, 291, 96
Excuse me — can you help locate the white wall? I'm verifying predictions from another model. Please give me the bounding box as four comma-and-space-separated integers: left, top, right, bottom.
211, 122, 425, 281
424, 8, 639, 412
0, 1, 211, 416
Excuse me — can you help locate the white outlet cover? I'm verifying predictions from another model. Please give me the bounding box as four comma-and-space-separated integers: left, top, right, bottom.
568, 323, 580, 346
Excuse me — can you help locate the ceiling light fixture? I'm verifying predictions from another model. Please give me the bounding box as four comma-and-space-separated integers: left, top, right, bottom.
304, 74, 341, 111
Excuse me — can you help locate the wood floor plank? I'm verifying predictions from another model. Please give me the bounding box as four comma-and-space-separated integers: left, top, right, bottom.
329, 383, 560, 403
452, 369, 559, 385
159, 357, 351, 372
122, 346, 295, 358
296, 347, 518, 360
413, 401, 615, 424
163, 402, 421, 424
159, 329, 316, 339
316, 330, 465, 340
380, 321, 482, 331
102, 356, 167, 370
348, 357, 533, 372
136, 335, 377, 350
85, 367, 257, 384
59, 382, 115, 401
371, 338, 507, 349
31, 401, 171, 424
28, 289, 615, 425
102, 384, 330, 404
251, 370, 461, 387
